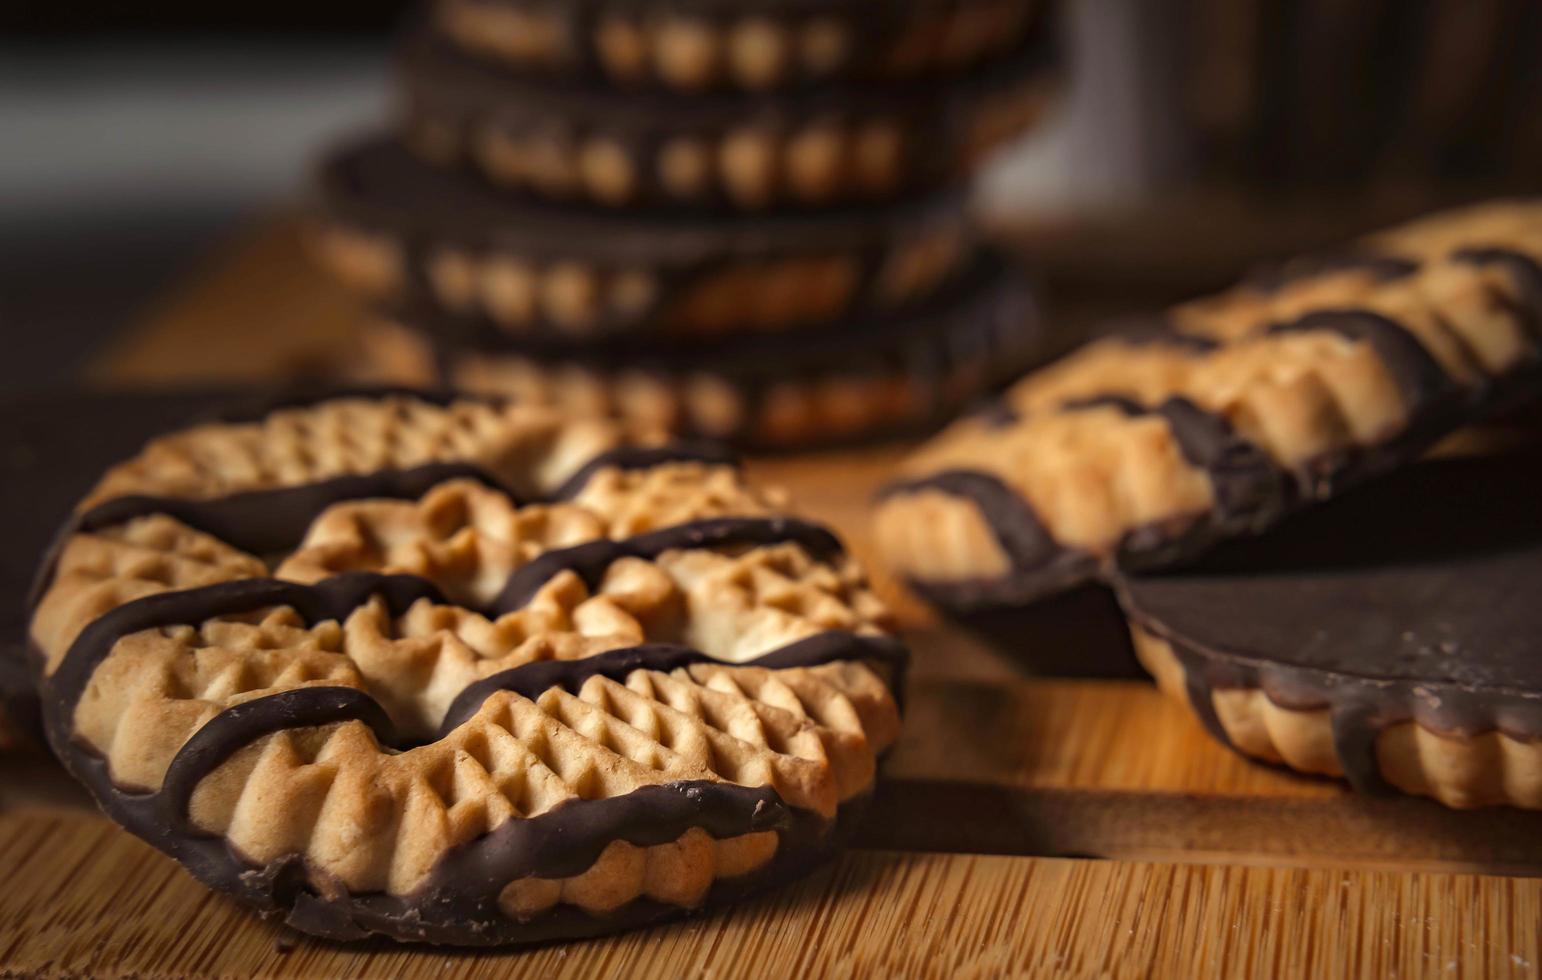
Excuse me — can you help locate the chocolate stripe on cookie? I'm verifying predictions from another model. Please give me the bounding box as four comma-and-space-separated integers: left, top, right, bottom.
1123, 398, 1290, 529
876, 469, 1058, 573
1269, 309, 1459, 411
47, 515, 851, 726
1453, 246, 1542, 335
76, 462, 516, 556
46, 573, 446, 723
31, 443, 733, 610
158, 686, 398, 829
1064, 396, 1292, 528
548, 443, 739, 500
494, 516, 844, 609
442, 631, 908, 735
881, 395, 1293, 601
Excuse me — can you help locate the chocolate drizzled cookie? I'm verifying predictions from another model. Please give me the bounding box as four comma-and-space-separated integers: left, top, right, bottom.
360, 258, 1043, 450
400, 29, 1056, 210
1119, 454, 1542, 810
314, 137, 973, 340
874, 200, 1542, 610
430, 0, 1049, 94
28, 392, 905, 945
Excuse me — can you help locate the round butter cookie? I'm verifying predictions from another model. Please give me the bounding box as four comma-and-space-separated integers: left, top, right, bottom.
874, 199, 1542, 610
29, 390, 905, 945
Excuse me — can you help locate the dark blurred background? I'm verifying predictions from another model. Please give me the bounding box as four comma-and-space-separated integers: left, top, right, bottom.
7, 0, 1542, 392
0, 0, 402, 391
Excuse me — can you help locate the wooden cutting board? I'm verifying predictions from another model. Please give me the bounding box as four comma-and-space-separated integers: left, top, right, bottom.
2, 218, 1538, 979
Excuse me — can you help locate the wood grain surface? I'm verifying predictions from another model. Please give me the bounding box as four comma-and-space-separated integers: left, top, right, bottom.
0, 216, 1533, 977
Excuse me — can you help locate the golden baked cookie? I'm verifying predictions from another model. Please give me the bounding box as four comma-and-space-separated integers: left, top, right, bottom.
874, 200, 1542, 609
29, 391, 904, 944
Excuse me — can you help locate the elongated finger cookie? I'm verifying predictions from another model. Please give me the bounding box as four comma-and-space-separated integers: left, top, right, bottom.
29, 391, 905, 945
402, 31, 1056, 210
314, 136, 971, 339
1119, 455, 1542, 810
359, 260, 1043, 450
875, 200, 1542, 609
432, 0, 1049, 93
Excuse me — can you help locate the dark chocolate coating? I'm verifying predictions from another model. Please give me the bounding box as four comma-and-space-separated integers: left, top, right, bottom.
494, 516, 843, 609
881, 247, 1542, 610
1117, 454, 1542, 794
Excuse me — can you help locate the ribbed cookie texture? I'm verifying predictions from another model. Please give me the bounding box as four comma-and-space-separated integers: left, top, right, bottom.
401, 30, 1055, 211
359, 259, 1041, 450
874, 200, 1542, 610
431, 0, 1047, 93
315, 137, 972, 340
29, 392, 905, 945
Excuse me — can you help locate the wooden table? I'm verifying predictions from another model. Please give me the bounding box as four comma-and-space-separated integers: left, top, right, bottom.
3, 219, 1539, 978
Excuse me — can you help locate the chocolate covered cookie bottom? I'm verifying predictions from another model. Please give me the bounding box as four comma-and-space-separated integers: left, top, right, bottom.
1118, 455, 1542, 809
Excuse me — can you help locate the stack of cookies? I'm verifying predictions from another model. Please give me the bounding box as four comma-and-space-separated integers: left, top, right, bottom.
313, 0, 1059, 449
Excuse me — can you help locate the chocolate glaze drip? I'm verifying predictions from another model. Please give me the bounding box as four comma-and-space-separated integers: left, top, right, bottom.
494, 516, 843, 610
1118, 455, 1542, 795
